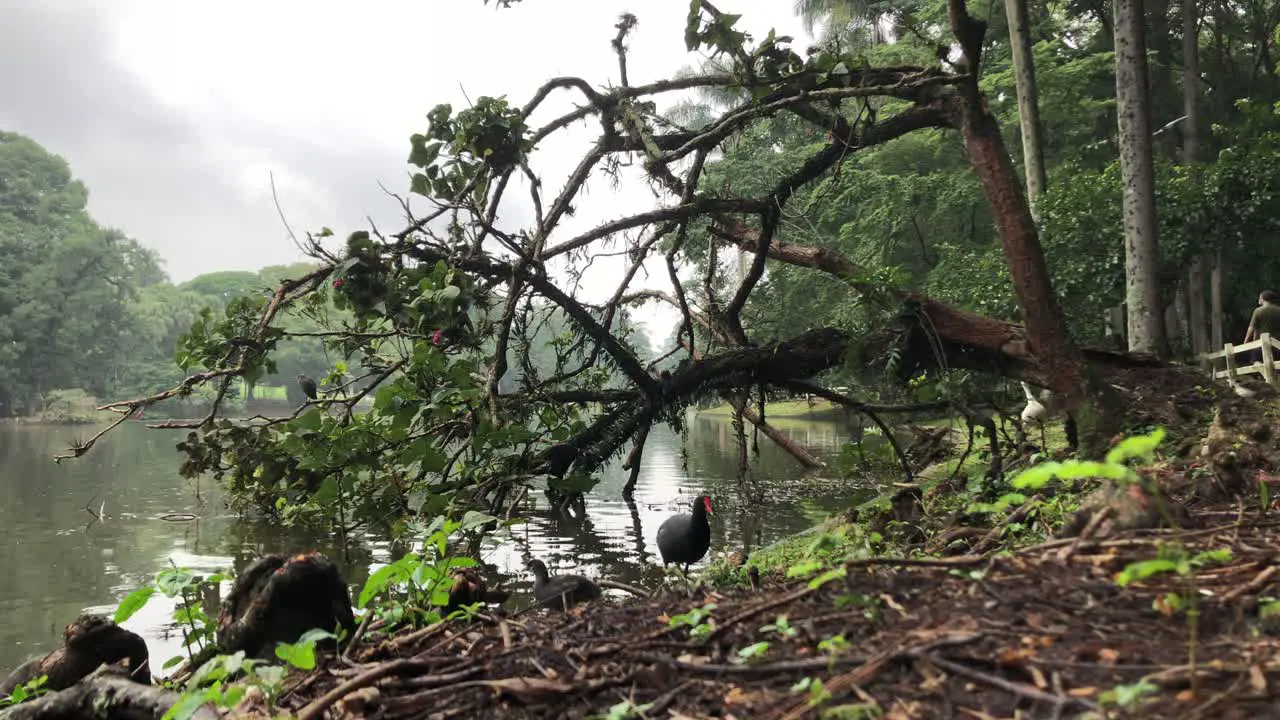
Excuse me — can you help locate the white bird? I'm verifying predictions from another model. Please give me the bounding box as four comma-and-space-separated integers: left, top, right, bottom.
1228, 379, 1258, 398
1020, 382, 1046, 422
1020, 382, 1050, 450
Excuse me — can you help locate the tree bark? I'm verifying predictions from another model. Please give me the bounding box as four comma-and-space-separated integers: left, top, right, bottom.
1173, 283, 1189, 355
1188, 256, 1208, 355
1004, 0, 1048, 216
0, 668, 215, 720
1181, 0, 1201, 163
1211, 248, 1224, 348
1145, 0, 1179, 158
1115, 0, 1169, 355
946, 3, 1086, 408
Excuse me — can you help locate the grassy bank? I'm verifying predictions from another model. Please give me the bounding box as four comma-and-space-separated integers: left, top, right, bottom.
734, 415, 1071, 578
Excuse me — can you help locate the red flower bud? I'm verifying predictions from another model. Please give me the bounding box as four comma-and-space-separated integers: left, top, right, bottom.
432, 329, 443, 345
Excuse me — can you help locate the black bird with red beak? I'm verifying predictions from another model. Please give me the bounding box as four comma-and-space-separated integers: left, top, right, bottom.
656, 495, 713, 573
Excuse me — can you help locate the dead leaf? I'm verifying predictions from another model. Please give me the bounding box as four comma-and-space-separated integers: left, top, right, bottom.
1068, 687, 1097, 697
887, 700, 925, 719
724, 686, 768, 705
998, 647, 1036, 667
1083, 552, 1119, 567
480, 677, 573, 699
1029, 666, 1048, 689
1250, 664, 1268, 693
879, 593, 908, 617
1176, 689, 1196, 702
1019, 632, 1054, 647
1097, 648, 1120, 664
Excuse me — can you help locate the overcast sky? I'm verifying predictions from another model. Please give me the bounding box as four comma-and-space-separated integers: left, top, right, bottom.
0, 0, 811, 345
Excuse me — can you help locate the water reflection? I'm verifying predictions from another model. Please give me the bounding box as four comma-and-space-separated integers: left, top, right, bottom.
0, 409, 872, 674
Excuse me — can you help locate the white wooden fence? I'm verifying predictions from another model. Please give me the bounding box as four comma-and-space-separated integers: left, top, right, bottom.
1199, 333, 1280, 387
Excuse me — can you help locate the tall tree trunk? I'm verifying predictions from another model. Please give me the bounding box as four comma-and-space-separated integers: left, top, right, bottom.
1188, 257, 1208, 354
1171, 285, 1188, 356
1115, 0, 1169, 355
1181, 0, 1201, 163
1004, 0, 1048, 216
1181, 0, 1207, 355
947, 1, 1085, 407
1211, 248, 1224, 348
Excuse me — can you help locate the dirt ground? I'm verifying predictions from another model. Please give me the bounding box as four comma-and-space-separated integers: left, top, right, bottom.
17, 511, 1279, 720
249, 520, 1280, 720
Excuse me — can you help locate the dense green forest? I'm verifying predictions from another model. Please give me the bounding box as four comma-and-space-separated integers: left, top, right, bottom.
682, 0, 1280, 353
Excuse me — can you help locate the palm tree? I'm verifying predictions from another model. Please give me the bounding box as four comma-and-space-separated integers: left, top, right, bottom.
663, 58, 753, 132
793, 0, 910, 48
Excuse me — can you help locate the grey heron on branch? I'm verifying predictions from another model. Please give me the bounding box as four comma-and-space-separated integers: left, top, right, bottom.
296, 374, 318, 401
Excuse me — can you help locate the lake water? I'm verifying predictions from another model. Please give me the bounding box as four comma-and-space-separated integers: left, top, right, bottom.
0, 410, 874, 674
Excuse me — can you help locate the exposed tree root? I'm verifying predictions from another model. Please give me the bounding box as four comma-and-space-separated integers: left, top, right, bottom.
0, 615, 149, 696
0, 667, 214, 720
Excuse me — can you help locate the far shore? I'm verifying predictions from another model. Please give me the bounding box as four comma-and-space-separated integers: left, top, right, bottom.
698, 398, 853, 422
2, 398, 375, 427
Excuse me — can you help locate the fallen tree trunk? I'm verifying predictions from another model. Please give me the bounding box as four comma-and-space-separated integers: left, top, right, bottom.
537, 328, 850, 476
531, 319, 1171, 478
170, 551, 358, 680
711, 220, 1162, 387
217, 552, 357, 660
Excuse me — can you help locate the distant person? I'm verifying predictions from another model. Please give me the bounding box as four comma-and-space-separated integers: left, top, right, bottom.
1242, 290, 1280, 365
